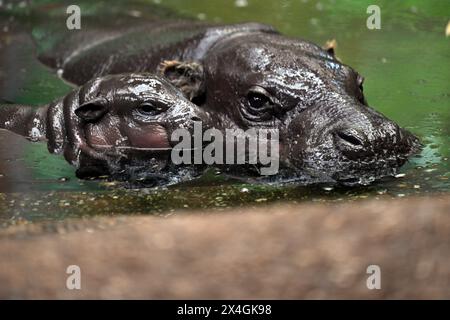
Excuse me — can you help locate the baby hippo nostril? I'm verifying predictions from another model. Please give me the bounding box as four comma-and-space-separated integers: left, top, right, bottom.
335, 129, 364, 147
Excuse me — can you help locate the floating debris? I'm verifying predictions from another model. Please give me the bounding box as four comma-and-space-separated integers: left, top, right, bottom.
240, 187, 249, 193
100, 181, 118, 187
413, 185, 421, 189
394, 173, 406, 178
255, 198, 267, 203
446, 21, 450, 37
127, 10, 142, 18
322, 186, 334, 191
310, 18, 319, 26
235, 0, 248, 8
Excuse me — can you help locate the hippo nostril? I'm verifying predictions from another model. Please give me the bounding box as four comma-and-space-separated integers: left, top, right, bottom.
190, 116, 202, 122
335, 130, 363, 147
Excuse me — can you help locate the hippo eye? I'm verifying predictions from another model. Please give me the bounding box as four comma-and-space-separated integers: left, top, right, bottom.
136, 102, 163, 117
356, 75, 367, 105
247, 86, 274, 108
357, 75, 364, 92
248, 91, 270, 109
244, 86, 278, 122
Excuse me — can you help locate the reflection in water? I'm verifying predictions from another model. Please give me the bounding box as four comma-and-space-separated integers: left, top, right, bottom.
0, 0, 448, 227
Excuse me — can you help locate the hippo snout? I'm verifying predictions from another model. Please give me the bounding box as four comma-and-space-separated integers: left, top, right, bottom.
332, 121, 419, 162
285, 103, 421, 184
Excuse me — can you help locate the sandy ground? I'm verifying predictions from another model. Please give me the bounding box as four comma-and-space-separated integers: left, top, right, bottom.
0, 195, 449, 299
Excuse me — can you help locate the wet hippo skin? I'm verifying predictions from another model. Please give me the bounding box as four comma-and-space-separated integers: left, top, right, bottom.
37, 19, 421, 185
0, 73, 211, 185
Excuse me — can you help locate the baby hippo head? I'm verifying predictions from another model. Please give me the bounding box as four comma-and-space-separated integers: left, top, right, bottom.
72, 73, 211, 186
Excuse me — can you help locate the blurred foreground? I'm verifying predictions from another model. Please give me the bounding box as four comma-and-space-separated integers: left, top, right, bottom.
0, 195, 449, 299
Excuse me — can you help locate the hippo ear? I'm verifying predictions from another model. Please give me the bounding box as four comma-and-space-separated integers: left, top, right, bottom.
75, 98, 108, 122
323, 39, 337, 56
158, 60, 205, 102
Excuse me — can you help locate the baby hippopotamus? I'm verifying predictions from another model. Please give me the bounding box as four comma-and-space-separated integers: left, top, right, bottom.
0, 73, 211, 186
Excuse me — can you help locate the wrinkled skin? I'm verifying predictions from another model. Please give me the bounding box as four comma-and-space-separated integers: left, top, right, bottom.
0, 74, 211, 186
37, 21, 420, 185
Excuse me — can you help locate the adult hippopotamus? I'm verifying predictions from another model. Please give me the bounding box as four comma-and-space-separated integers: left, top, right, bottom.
0, 73, 211, 186
35, 20, 421, 185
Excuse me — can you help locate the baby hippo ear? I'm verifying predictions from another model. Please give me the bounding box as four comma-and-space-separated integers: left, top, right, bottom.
75, 98, 108, 122
158, 60, 205, 102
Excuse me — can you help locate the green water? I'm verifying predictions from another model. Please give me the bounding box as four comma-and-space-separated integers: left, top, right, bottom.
0, 0, 448, 227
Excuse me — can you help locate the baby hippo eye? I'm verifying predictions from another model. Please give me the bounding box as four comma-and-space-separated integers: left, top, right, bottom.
137, 102, 163, 116
355, 74, 367, 105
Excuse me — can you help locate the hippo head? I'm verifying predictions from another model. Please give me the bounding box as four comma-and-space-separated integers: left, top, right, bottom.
161, 33, 421, 185
71, 73, 211, 185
